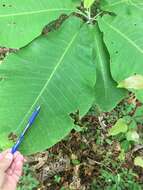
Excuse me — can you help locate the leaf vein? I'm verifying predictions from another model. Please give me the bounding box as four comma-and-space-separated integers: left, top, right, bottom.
0, 8, 75, 18
17, 29, 80, 129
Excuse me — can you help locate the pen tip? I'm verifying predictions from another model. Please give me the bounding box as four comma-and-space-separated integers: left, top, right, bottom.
37, 106, 41, 111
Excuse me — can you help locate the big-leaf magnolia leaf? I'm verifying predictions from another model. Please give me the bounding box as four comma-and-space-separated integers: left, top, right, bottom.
93, 24, 126, 111
97, 2, 143, 107
0, 17, 96, 155
0, 0, 79, 48
98, 7, 143, 82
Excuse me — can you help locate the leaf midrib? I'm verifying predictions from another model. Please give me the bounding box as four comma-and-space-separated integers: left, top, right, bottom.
0, 8, 75, 18
94, 33, 108, 98
17, 27, 80, 130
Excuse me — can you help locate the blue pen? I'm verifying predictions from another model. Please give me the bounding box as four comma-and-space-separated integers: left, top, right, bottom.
11, 106, 41, 154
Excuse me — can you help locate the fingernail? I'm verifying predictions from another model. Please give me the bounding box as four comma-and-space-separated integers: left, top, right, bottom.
5, 153, 13, 160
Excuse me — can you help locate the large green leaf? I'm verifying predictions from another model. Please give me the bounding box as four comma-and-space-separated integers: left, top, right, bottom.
98, 3, 143, 102
0, 0, 79, 48
93, 24, 126, 111
97, 6, 143, 83
0, 17, 96, 155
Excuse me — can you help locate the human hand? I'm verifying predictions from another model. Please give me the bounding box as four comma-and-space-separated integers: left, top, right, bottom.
0, 149, 24, 190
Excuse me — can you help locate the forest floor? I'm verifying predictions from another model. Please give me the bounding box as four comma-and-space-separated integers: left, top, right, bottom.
19, 94, 143, 190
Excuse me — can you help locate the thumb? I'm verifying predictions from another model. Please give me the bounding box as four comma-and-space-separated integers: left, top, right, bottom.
0, 152, 13, 172
0, 151, 13, 188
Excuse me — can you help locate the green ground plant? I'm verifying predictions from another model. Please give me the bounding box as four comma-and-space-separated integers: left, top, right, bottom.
91, 168, 142, 190
17, 164, 39, 190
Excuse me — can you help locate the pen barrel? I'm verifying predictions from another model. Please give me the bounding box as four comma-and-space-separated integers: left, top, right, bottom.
11, 134, 24, 154
11, 106, 41, 154
28, 108, 40, 125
